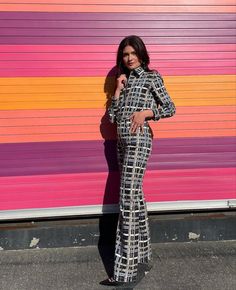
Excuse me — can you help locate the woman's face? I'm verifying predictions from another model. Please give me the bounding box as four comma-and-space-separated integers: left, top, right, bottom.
122, 45, 141, 70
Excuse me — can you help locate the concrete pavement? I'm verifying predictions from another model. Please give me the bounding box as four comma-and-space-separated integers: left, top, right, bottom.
0, 240, 235, 290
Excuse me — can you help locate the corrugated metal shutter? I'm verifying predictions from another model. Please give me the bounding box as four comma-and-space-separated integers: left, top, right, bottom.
0, 0, 235, 220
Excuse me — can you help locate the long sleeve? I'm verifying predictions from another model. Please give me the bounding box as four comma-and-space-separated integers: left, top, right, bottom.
151, 72, 176, 121
108, 97, 119, 123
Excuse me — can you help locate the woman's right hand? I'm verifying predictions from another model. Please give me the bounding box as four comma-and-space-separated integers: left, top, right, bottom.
114, 74, 127, 98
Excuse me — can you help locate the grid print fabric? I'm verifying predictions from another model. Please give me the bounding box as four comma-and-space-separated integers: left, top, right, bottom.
109, 66, 176, 282
108, 66, 176, 124
114, 120, 152, 282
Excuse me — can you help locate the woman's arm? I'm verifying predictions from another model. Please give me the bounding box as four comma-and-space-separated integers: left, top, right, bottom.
151, 72, 176, 121
129, 72, 175, 133
108, 74, 127, 123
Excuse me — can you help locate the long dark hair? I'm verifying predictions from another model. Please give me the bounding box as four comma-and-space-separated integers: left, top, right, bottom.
116, 35, 151, 76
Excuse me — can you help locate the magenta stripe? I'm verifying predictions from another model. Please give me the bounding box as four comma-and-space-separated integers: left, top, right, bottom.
0, 168, 235, 210
0, 137, 235, 177
0, 36, 235, 45
2, 28, 235, 38
0, 44, 235, 53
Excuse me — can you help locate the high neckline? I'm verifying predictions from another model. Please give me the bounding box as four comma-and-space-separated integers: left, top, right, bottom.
132, 66, 145, 77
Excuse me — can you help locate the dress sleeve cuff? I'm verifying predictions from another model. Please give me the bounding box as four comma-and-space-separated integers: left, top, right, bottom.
152, 108, 161, 121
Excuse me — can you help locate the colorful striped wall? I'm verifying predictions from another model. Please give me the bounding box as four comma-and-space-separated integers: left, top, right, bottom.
0, 0, 236, 219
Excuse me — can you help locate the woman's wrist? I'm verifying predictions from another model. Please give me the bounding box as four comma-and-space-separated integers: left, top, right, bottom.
112, 95, 119, 101
113, 89, 121, 100
142, 110, 154, 119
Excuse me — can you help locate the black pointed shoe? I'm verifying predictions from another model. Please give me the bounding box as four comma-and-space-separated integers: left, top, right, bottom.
100, 277, 136, 288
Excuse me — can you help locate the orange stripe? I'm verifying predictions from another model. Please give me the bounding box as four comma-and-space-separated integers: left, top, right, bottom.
1, 111, 235, 127
0, 98, 235, 110
1, 75, 235, 109
0, 106, 235, 119
1, 75, 235, 85
0, 0, 235, 4
0, 108, 101, 118
1, 82, 235, 94
0, 106, 235, 143
1, 91, 235, 102
0, 4, 235, 13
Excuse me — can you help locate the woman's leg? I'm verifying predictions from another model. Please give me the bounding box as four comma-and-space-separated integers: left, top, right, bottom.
113, 133, 152, 283
138, 192, 152, 265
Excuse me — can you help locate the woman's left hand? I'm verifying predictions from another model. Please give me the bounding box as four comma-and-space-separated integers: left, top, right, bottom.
129, 111, 146, 134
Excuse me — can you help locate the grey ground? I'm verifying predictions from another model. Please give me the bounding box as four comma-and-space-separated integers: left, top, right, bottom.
0, 241, 235, 290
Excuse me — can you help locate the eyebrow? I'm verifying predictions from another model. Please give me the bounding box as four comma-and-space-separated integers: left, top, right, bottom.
123, 50, 136, 55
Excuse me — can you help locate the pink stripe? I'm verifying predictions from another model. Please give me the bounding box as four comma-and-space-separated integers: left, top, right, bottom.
0, 168, 235, 210
0, 44, 235, 53
2, 51, 235, 61
0, 67, 235, 77
0, 44, 235, 77
0, 60, 233, 69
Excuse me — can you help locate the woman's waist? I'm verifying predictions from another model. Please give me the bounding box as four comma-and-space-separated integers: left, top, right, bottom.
116, 118, 149, 126
116, 108, 151, 121
116, 119, 152, 137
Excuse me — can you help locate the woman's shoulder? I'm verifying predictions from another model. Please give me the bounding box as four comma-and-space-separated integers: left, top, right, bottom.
146, 69, 163, 81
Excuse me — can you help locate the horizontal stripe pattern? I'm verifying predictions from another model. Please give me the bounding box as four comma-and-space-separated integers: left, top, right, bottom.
0, 1, 235, 13
2, 67, 235, 77
5, 29, 235, 37
0, 168, 235, 210
1, 12, 236, 20
0, 58, 235, 77
1, 42, 235, 76
0, 1, 235, 217
1, 0, 235, 4
0, 137, 235, 177
0, 12, 235, 45
0, 75, 235, 109
0, 106, 235, 142
1, 36, 235, 46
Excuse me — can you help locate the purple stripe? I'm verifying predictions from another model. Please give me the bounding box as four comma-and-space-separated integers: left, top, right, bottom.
0, 137, 235, 177
0, 36, 235, 45
0, 20, 235, 29
1, 28, 235, 37
0, 12, 235, 45
0, 12, 235, 21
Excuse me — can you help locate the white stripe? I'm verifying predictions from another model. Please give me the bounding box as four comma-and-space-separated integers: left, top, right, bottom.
0, 199, 235, 220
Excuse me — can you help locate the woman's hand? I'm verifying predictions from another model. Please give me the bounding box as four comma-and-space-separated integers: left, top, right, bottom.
129, 111, 146, 134
129, 110, 154, 134
113, 74, 127, 99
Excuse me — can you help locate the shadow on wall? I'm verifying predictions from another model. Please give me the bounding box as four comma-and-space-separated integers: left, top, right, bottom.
100, 65, 120, 206
98, 66, 120, 278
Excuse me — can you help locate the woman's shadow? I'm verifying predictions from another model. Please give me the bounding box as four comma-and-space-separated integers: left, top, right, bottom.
98, 66, 120, 278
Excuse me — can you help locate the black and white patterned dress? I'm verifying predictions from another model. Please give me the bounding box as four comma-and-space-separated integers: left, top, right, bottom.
108, 66, 176, 283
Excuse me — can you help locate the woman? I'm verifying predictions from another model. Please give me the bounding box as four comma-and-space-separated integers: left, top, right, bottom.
101, 35, 176, 287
